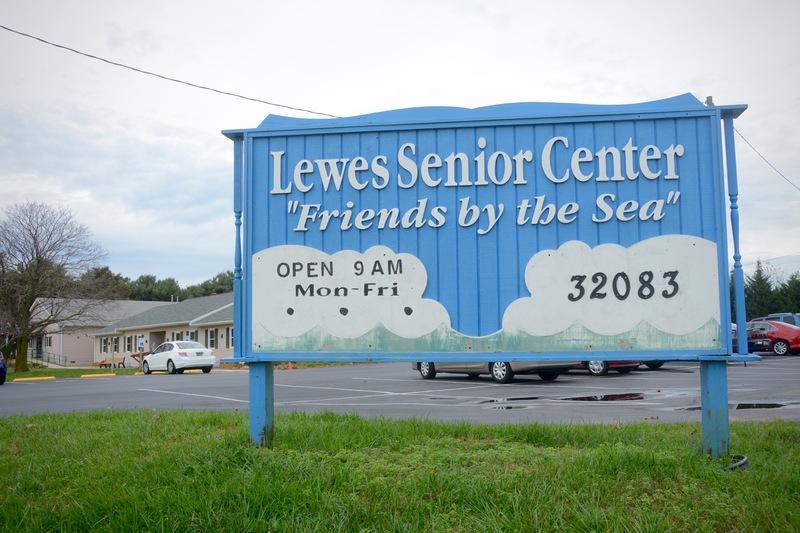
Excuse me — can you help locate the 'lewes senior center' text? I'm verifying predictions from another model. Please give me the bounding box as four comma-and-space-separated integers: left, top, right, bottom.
268, 136, 685, 235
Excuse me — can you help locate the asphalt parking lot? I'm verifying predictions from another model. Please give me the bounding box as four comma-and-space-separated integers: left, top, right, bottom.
267, 357, 800, 424
2, 356, 798, 425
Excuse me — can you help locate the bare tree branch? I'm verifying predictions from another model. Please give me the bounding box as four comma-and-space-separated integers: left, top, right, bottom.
0, 202, 110, 371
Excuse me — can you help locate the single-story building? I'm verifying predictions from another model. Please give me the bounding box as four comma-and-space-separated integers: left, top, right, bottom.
90, 292, 234, 367
31, 298, 173, 367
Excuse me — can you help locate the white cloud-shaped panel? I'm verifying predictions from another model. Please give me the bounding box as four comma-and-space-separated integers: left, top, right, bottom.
503, 235, 720, 336
252, 245, 450, 339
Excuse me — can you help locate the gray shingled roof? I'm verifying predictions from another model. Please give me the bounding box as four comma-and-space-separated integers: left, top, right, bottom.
34, 298, 171, 327
92, 292, 233, 334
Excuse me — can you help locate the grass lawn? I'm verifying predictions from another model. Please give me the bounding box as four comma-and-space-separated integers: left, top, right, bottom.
1, 410, 798, 532
3, 361, 330, 381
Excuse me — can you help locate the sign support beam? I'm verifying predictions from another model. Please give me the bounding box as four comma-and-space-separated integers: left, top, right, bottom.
249, 361, 275, 447
699, 360, 731, 458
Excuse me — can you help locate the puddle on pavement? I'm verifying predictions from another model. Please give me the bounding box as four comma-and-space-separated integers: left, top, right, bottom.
560, 392, 645, 402
480, 397, 541, 404
736, 403, 785, 410
683, 402, 792, 411
480, 393, 647, 407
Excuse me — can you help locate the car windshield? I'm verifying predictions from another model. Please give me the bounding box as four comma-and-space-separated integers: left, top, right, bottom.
174, 341, 205, 349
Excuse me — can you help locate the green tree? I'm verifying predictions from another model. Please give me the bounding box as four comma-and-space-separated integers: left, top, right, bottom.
0, 202, 108, 371
80, 266, 131, 299
128, 274, 183, 301
744, 261, 775, 319
184, 271, 234, 298
774, 273, 800, 312
729, 270, 738, 323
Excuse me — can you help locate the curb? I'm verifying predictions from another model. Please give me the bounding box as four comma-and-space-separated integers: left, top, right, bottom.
133, 369, 203, 375
80, 373, 117, 378
12, 376, 56, 382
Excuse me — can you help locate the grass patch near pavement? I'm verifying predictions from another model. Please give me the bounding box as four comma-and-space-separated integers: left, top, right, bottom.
7, 366, 140, 380
0, 411, 797, 532
6, 361, 343, 380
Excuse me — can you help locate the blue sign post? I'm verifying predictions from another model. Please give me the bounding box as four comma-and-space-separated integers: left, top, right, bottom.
224, 94, 759, 456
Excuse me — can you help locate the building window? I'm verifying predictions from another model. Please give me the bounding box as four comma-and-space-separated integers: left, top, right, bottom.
44, 336, 52, 348
124, 336, 132, 352
112, 337, 119, 353
189, 330, 198, 342
101, 338, 109, 354
226, 327, 232, 349
205, 328, 218, 349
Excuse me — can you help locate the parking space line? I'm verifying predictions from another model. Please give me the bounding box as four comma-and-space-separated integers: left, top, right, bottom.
275, 382, 501, 405
137, 388, 248, 403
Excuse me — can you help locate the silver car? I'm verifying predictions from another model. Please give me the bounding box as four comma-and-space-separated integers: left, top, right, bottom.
412, 360, 577, 383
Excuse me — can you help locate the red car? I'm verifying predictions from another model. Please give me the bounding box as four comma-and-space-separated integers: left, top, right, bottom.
748, 321, 800, 355
573, 360, 641, 376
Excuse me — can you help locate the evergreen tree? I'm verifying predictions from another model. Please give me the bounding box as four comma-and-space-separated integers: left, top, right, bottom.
128, 275, 184, 301
774, 273, 800, 312
744, 261, 775, 319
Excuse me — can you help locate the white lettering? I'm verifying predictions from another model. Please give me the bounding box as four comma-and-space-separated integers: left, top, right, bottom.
347, 157, 369, 191
371, 155, 390, 189
542, 136, 570, 183
420, 153, 442, 187
293, 159, 314, 193
270, 151, 291, 194
397, 143, 417, 188
316, 159, 349, 191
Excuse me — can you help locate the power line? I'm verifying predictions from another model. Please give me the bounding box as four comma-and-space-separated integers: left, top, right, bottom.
742, 251, 800, 268
735, 127, 800, 193
2, 22, 799, 192
0, 23, 339, 119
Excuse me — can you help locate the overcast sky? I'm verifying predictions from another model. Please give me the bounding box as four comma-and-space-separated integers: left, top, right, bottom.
1, 0, 798, 287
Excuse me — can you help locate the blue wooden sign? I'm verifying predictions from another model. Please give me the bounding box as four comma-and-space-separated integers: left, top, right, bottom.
225, 94, 746, 363
224, 94, 759, 455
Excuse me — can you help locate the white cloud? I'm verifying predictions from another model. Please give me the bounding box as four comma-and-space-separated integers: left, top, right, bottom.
251, 245, 450, 339
503, 236, 721, 336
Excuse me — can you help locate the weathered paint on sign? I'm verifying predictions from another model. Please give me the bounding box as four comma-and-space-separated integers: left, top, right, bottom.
224, 94, 746, 362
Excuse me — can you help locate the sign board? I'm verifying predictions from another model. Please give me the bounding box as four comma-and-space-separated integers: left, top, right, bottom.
224, 94, 746, 363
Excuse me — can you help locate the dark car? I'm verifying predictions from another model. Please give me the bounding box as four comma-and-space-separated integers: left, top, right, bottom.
573, 360, 641, 376
748, 321, 800, 355
0, 353, 6, 385
733, 323, 771, 353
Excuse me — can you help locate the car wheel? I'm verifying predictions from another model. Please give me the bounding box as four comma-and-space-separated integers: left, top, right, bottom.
202, 367, 212, 374
616, 365, 636, 374
773, 340, 790, 356
419, 362, 436, 379
167, 360, 178, 374
537, 370, 559, 381
142, 361, 151, 375
490, 362, 514, 383
586, 360, 609, 376
644, 361, 664, 369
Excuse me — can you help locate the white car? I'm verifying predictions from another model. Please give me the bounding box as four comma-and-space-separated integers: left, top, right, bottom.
142, 341, 215, 375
